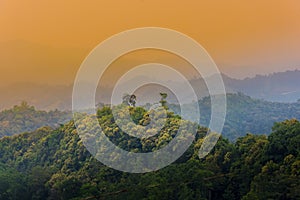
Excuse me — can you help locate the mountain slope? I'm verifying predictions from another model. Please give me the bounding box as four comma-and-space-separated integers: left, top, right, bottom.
0, 106, 299, 200
170, 93, 300, 141
0, 102, 71, 138
1, 70, 299, 111
1, 93, 299, 141
223, 70, 300, 102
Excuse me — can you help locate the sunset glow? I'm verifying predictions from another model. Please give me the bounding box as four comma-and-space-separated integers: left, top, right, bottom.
1, 0, 300, 85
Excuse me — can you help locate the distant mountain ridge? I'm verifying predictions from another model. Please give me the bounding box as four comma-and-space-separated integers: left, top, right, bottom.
223, 70, 300, 102
0, 70, 299, 111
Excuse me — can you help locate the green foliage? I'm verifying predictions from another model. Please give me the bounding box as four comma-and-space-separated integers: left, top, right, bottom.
0, 104, 299, 199
0, 163, 30, 200
243, 119, 300, 199
0, 102, 71, 138
159, 93, 168, 110
170, 93, 300, 141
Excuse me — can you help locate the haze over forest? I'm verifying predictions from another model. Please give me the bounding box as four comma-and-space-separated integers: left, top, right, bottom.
1, 1, 300, 200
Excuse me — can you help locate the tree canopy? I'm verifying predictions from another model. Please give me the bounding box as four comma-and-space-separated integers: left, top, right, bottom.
0, 104, 299, 199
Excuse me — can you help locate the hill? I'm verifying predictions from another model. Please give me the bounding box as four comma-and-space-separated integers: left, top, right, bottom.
128, 70, 300, 104
0, 102, 71, 138
169, 93, 300, 141
1, 93, 299, 141
223, 70, 300, 102
1, 70, 299, 111
0, 83, 73, 111
0, 106, 299, 199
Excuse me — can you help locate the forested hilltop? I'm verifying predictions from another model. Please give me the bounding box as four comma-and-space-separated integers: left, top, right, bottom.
170, 93, 300, 141
0, 106, 299, 200
1, 93, 299, 142
1, 93, 300, 141
0, 101, 71, 138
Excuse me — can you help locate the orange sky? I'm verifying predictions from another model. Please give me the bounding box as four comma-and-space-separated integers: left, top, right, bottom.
0, 0, 300, 85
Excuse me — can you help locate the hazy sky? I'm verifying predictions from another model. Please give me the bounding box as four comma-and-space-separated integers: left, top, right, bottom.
0, 0, 300, 86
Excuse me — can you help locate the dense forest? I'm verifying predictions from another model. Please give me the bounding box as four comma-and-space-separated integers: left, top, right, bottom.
0, 101, 71, 138
0, 105, 299, 200
1, 93, 299, 142
170, 93, 300, 141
